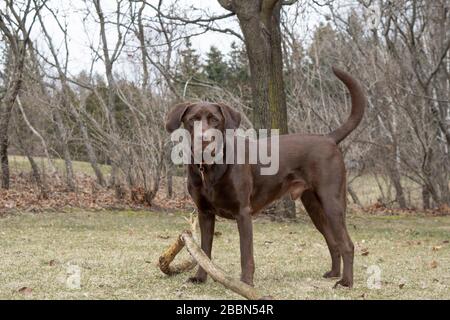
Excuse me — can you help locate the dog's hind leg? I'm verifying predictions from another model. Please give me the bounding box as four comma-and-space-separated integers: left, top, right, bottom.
301, 190, 341, 279
317, 189, 354, 288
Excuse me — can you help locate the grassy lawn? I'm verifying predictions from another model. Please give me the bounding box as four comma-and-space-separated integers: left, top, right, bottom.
350, 174, 423, 207
8, 155, 111, 176
0, 210, 449, 300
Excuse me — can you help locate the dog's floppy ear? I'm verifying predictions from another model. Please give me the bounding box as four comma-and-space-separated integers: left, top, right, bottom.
216, 103, 241, 129
165, 102, 192, 133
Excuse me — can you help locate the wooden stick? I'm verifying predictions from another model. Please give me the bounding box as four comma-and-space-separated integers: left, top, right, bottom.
158, 210, 271, 300
158, 229, 270, 300
158, 234, 197, 275
180, 230, 266, 300
159, 210, 199, 275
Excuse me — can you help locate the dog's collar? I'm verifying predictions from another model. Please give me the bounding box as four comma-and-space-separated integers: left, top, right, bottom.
193, 162, 228, 186
198, 163, 205, 183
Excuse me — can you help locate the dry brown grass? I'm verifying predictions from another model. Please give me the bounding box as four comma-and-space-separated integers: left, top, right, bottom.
0, 210, 449, 300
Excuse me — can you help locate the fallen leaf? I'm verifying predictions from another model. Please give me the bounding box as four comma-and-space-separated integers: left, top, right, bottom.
361, 248, 369, 256
430, 260, 438, 269
432, 246, 442, 252
18, 287, 33, 295
399, 283, 405, 289
157, 235, 170, 239
443, 240, 449, 244
214, 231, 222, 237
48, 259, 57, 266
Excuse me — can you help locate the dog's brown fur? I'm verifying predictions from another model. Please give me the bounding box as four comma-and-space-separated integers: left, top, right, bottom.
165, 67, 366, 288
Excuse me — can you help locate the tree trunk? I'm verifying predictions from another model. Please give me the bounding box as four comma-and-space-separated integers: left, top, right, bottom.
0, 101, 13, 189
232, 0, 295, 218
26, 154, 44, 191
0, 79, 22, 189
0, 7, 26, 189
94, 0, 120, 188
16, 96, 60, 179
166, 169, 173, 198
266, 2, 288, 133
78, 116, 107, 187
53, 108, 76, 191
17, 135, 48, 198
348, 185, 362, 206
438, 179, 450, 207
0, 121, 11, 189
105, 73, 120, 188
422, 186, 431, 210
387, 165, 407, 208
234, 0, 288, 133
0, 48, 25, 189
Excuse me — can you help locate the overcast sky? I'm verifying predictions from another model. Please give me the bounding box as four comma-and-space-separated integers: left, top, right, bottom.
30, 0, 329, 81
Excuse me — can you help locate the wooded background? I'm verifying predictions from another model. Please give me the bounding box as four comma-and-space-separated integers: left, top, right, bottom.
0, 0, 449, 215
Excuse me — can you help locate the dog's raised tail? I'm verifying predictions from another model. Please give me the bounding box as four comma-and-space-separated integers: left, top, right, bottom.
328, 67, 366, 144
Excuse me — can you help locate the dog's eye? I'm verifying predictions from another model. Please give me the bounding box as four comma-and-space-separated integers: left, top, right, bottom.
188, 118, 199, 126
209, 117, 219, 125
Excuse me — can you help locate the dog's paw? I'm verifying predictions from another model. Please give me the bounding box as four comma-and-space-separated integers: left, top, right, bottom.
187, 276, 207, 284
333, 278, 353, 289
323, 270, 341, 279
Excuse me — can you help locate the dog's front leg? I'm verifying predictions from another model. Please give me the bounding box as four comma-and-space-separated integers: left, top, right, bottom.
236, 207, 254, 286
189, 211, 215, 283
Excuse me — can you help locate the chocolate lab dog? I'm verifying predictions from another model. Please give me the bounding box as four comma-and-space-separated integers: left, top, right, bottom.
165, 67, 366, 288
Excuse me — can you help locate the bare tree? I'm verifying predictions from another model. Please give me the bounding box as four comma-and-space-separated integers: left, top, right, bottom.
91, 0, 131, 188
0, 0, 40, 189
34, 0, 106, 187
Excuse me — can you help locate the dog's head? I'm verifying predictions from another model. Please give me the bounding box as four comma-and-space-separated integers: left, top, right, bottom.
165, 102, 241, 151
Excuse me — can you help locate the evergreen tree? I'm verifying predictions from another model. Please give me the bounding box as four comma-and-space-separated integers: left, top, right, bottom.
204, 45, 229, 86
228, 41, 249, 86
175, 38, 205, 97
226, 41, 251, 102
